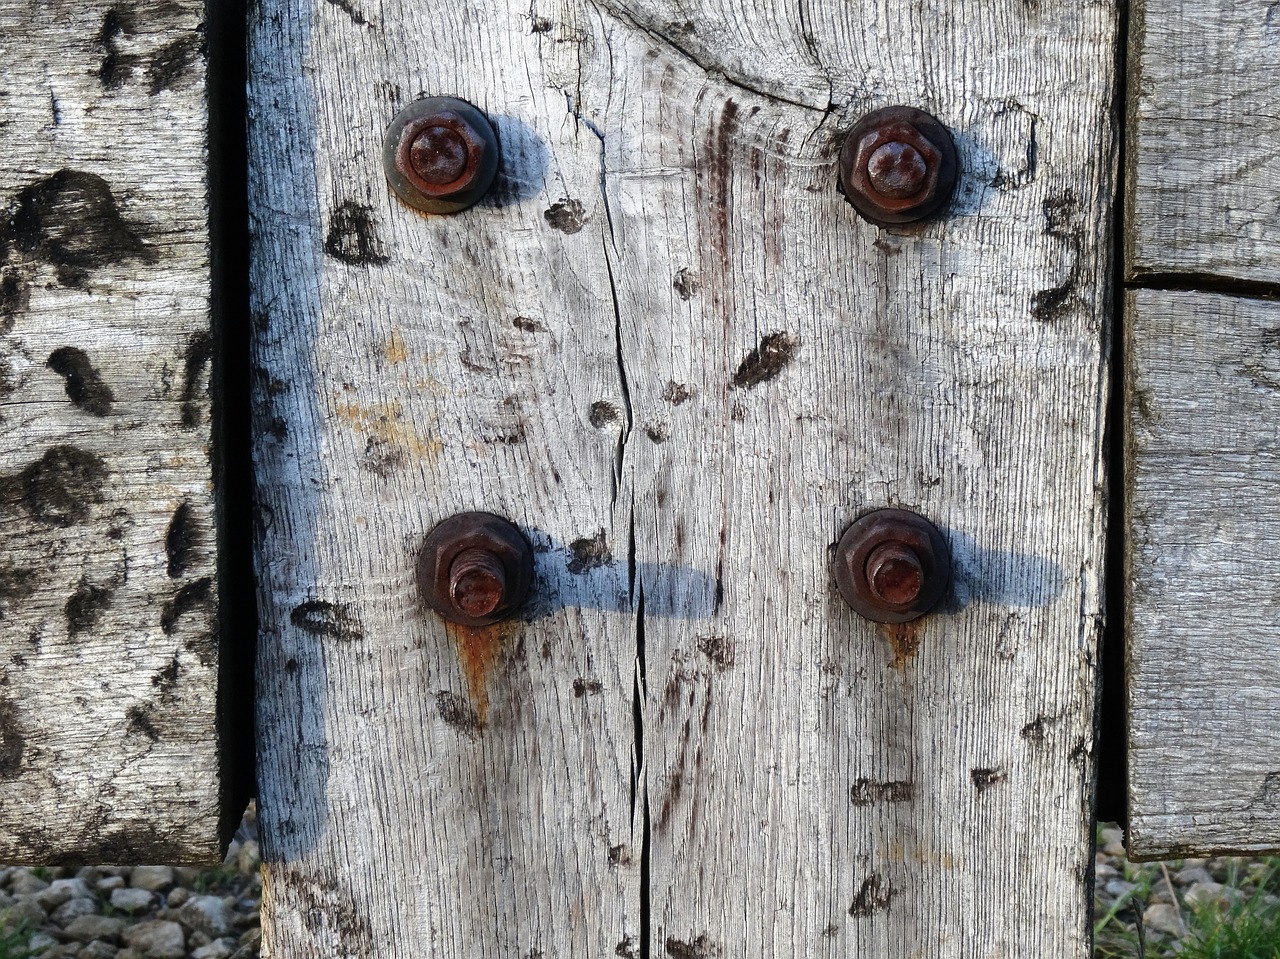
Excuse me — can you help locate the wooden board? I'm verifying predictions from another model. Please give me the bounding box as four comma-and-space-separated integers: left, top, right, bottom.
0, 0, 230, 862
1125, 0, 1280, 287
249, 0, 1117, 955
1125, 287, 1280, 858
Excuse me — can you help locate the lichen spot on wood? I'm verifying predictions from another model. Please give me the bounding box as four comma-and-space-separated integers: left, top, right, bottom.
543, 198, 585, 234
971, 767, 1007, 792
664, 934, 719, 959
146, 35, 202, 95
850, 778, 914, 806
567, 529, 611, 573
47, 347, 114, 416
849, 874, 894, 917
731, 332, 799, 389
289, 600, 363, 641
17, 445, 107, 527
324, 202, 388, 266
0, 698, 23, 779
160, 577, 214, 636
673, 268, 700, 301
588, 401, 620, 428
435, 690, 481, 739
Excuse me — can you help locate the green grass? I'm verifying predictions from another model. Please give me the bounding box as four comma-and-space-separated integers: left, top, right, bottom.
1094, 849, 1280, 959
0, 914, 32, 959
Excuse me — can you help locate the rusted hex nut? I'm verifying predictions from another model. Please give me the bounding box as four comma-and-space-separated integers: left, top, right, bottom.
838, 106, 958, 226
383, 96, 500, 215
834, 508, 950, 624
417, 512, 533, 627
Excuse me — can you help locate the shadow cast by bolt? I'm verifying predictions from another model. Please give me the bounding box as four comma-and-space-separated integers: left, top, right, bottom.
940, 527, 1066, 612
477, 115, 548, 209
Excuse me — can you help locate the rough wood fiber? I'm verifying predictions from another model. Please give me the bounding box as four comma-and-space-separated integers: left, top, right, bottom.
249, 0, 1117, 955
0, 0, 225, 862
1126, 0, 1280, 286
1126, 288, 1280, 859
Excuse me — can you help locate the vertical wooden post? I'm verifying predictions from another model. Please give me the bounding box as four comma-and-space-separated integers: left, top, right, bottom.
250, 0, 1117, 953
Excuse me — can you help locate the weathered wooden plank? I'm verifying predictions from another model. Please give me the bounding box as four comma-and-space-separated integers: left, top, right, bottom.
1125, 0, 1280, 286
249, 0, 1116, 955
1125, 287, 1280, 859
0, 0, 230, 861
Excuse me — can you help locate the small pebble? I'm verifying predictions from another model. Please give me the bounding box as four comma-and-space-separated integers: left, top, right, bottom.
1143, 902, 1184, 936
110, 888, 155, 914
129, 867, 174, 893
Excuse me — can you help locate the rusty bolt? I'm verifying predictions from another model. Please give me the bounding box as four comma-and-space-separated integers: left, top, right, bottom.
417, 512, 533, 627
834, 508, 950, 624
383, 97, 500, 215
838, 106, 958, 226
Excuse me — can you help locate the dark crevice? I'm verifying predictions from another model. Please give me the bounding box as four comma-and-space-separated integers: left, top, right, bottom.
207, 0, 257, 844
1097, 0, 1130, 838
603, 247, 632, 507
634, 583, 649, 959
1126, 270, 1280, 302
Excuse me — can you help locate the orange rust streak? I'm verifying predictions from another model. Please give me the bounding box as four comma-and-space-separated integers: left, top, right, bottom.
884, 622, 922, 668
446, 622, 506, 725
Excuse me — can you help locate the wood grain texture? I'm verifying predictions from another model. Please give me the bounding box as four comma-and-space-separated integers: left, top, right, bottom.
249, 0, 1117, 954
1125, 0, 1280, 286
1125, 288, 1280, 859
0, 0, 226, 862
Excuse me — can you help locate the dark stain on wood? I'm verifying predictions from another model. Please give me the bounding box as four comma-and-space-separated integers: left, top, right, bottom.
161, 577, 214, 635
615, 936, 640, 958
435, 690, 481, 739
0, 566, 38, 611
7, 170, 156, 287
126, 704, 160, 741
0, 698, 24, 779
701, 98, 739, 267
289, 600, 363, 641
665, 934, 719, 959
151, 656, 181, 701
181, 330, 213, 427
731, 332, 799, 389
147, 35, 203, 94
544, 198, 586, 234
66, 579, 114, 635
360, 437, 403, 476
324, 201, 388, 266
850, 778, 914, 806
1249, 771, 1280, 809
1031, 191, 1082, 321
97, 9, 134, 89
971, 767, 1007, 792
568, 529, 611, 573
673, 268, 700, 300
589, 400, 621, 427
573, 677, 603, 697
165, 500, 198, 577
849, 874, 894, 917
512, 316, 547, 333
5, 445, 108, 527
46, 347, 114, 416
696, 634, 734, 670
1020, 712, 1062, 743
0, 270, 27, 325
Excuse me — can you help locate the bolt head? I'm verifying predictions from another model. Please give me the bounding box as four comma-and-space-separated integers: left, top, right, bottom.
417, 512, 533, 627
838, 106, 958, 226
834, 508, 950, 624
383, 96, 501, 215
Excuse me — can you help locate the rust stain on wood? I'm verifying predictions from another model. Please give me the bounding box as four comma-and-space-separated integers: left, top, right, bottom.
332, 397, 442, 460
446, 620, 514, 724
883, 622, 922, 668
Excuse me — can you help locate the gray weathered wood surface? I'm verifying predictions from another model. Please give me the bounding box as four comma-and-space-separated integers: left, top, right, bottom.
0, 0, 226, 861
1125, 288, 1280, 859
1125, 0, 1280, 286
249, 0, 1117, 954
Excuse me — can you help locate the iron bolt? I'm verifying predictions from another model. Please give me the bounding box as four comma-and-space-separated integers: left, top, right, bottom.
384, 97, 500, 215
417, 512, 533, 627
834, 508, 950, 624
838, 106, 958, 226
